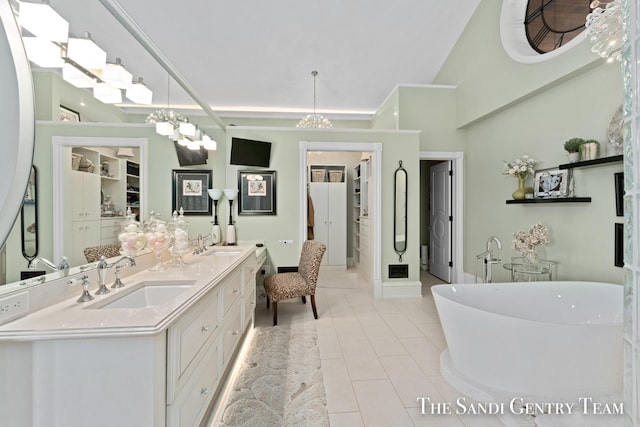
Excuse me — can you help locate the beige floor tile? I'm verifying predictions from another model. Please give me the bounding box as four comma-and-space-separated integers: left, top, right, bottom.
340, 337, 388, 380
407, 406, 466, 427
362, 324, 408, 357
379, 355, 446, 408
317, 325, 343, 360
383, 313, 425, 338
352, 379, 414, 427
414, 322, 448, 351
400, 337, 443, 377
328, 412, 365, 427
321, 357, 360, 413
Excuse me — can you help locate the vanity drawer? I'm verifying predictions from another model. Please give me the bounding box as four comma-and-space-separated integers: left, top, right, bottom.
166, 337, 219, 427
243, 286, 256, 328
222, 306, 243, 365
167, 288, 219, 401
221, 270, 242, 318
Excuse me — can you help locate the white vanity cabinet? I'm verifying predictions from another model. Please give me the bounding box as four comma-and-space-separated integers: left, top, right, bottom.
0, 249, 257, 427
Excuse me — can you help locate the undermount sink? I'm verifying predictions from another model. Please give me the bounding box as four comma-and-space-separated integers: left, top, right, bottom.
203, 249, 242, 257
94, 280, 195, 309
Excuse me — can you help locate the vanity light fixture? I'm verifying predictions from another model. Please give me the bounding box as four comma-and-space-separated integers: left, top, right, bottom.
93, 82, 122, 104
18, 1, 69, 43
21, 37, 64, 68
126, 77, 153, 105
99, 57, 132, 89
202, 134, 217, 150
62, 62, 96, 88
296, 70, 333, 129
65, 32, 106, 71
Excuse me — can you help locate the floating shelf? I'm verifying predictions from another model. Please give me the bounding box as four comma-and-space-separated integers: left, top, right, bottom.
506, 197, 592, 204
558, 155, 623, 170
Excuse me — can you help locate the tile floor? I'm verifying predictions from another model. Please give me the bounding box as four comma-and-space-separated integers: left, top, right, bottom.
252, 268, 505, 427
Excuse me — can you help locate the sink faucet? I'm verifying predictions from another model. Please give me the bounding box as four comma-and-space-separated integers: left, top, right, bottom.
96, 255, 136, 294
192, 234, 211, 255
67, 275, 94, 303
28, 256, 70, 273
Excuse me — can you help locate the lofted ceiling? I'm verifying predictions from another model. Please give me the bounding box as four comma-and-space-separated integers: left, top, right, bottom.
42, 0, 482, 123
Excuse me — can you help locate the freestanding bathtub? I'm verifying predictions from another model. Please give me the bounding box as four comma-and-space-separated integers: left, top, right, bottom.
432, 281, 623, 400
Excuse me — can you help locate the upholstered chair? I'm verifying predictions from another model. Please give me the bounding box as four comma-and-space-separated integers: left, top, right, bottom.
263, 240, 327, 326
84, 244, 122, 263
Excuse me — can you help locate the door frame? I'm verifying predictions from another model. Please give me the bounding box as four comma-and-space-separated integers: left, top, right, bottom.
300, 141, 383, 298
420, 151, 464, 283
52, 136, 148, 263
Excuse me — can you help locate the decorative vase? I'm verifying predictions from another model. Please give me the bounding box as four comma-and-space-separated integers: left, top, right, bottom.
512, 176, 527, 200
523, 248, 540, 265
567, 152, 580, 163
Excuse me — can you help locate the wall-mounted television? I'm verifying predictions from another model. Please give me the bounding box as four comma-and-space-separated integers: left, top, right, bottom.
230, 137, 271, 167
174, 141, 208, 166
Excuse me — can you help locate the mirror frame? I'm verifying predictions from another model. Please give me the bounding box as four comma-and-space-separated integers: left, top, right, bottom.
20, 165, 38, 262
0, 1, 35, 250
393, 160, 408, 262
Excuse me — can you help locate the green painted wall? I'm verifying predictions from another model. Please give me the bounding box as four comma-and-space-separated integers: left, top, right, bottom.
432, 0, 623, 282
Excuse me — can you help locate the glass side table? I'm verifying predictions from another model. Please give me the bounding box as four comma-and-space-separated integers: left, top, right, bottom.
502, 256, 558, 282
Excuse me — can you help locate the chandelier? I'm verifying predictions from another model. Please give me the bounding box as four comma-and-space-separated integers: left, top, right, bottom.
585, 0, 624, 63
297, 70, 333, 129
145, 76, 216, 151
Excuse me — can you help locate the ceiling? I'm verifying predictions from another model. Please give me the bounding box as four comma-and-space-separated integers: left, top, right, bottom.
43, 0, 482, 123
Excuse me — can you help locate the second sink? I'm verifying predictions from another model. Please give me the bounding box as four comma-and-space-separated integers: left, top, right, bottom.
94, 281, 195, 309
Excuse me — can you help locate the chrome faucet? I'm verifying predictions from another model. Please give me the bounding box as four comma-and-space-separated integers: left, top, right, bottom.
483, 236, 502, 283
96, 255, 136, 294
28, 256, 70, 273
192, 234, 211, 255
67, 275, 94, 303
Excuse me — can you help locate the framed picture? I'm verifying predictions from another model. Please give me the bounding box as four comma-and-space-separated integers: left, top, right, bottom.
172, 169, 212, 215
615, 172, 624, 217
59, 105, 80, 122
534, 169, 569, 198
615, 223, 623, 267
237, 170, 276, 215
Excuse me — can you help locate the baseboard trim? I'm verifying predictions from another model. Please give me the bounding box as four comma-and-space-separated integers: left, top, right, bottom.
381, 281, 422, 298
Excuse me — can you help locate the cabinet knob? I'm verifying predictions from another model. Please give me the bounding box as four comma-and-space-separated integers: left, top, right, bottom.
200, 387, 209, 396
233, 330, 240, 336
233, 289, 240, 295
201, 325, 209, 332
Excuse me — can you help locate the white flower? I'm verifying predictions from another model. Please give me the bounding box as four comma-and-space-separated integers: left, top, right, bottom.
503, 155, 537, 179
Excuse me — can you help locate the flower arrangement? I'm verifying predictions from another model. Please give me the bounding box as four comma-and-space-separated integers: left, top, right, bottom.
512, 222, 549, 253
503, 155, 536, 179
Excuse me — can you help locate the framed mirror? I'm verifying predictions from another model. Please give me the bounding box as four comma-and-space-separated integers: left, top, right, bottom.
394, 160, 407, 261
20, 166, 38, 263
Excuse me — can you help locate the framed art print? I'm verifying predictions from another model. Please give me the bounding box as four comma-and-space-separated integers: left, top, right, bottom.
172, 169, 212, 215
237, 170, 276, 215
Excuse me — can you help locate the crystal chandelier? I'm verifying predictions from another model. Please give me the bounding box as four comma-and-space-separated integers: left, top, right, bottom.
145, 75, 216, 150
585, 0, 624, 63
297, 70, 333, 128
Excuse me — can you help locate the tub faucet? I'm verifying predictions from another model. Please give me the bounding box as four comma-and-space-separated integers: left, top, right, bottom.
480, 236, 502, 283
96, 255, 136, 294
28, 256, 70, 273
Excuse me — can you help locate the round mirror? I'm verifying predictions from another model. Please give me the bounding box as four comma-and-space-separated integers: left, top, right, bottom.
0, 2, 35, 249
394, 160, 407, 261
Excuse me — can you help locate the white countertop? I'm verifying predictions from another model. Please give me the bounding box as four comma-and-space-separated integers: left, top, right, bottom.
0, 245, 257, 342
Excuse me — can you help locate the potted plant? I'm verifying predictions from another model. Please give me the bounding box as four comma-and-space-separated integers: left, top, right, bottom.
580, 139, 600, 161
564, 138, 584, 163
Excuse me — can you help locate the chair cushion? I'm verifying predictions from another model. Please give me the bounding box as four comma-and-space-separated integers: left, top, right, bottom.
84, 244, 122, 263
263, 272, 308, 302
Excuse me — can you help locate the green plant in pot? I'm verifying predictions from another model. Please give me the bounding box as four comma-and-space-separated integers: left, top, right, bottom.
564, 138, 584, 163
580, 139, 600, 161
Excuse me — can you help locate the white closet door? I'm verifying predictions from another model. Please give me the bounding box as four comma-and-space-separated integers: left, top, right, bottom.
309, 183, 329, 265
327, 182, 346, 266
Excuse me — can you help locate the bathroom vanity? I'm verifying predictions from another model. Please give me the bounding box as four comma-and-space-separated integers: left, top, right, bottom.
0, 244, 259, 427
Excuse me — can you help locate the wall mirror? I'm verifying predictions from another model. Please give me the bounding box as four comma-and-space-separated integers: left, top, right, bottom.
20, 166, 38, 266
394, 160, 407, 262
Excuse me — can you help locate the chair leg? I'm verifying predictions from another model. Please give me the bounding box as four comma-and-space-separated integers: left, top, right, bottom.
301, 296, 306, 304
272, 301, 278, 326
310, 295, 318, 319
266, 296, 270, 309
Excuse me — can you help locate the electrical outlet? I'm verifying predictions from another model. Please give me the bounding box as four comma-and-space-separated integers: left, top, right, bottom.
283, 240, 293, 245
0, 292, 29, 322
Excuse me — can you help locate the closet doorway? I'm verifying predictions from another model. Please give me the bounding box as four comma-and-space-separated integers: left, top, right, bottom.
299, 142, 383, 298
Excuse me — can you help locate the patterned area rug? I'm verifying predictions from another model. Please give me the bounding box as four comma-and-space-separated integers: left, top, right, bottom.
218, 324, 329, 427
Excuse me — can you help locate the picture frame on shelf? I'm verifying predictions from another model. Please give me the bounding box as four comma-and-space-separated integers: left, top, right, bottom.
615, 223, 623, 267
534, 169, 569, 198
237, 170, 277, 215
172, 169, 212, 215
615, 172, 624, 217
59, 105, 80, 122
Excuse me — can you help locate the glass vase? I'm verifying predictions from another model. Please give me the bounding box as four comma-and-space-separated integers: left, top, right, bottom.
512, 176, 527, 200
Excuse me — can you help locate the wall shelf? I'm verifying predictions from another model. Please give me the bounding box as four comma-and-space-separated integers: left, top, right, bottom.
558, 155, 623, 170
506, 197, 591, 204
